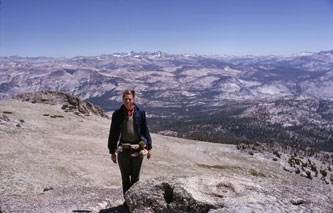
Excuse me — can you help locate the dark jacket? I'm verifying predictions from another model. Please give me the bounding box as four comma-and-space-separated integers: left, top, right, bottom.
108, 104, 152, 154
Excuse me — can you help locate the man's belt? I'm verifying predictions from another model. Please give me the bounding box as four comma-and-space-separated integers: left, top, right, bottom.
117, 141, 148, 158
119, 143, 140, 150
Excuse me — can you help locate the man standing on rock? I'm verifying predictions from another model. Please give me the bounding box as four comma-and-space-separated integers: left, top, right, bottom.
108, 89, 152, 195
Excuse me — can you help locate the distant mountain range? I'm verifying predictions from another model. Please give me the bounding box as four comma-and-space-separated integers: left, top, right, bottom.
1, 51, 332, 151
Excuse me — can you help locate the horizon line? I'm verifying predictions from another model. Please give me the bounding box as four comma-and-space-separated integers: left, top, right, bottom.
1, 49, 333, 59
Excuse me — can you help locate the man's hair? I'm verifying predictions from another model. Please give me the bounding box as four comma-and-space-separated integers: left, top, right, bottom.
122, 89, 135, 99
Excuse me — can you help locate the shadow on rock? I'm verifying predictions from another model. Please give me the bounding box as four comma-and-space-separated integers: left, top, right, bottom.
99, 205, 129, 213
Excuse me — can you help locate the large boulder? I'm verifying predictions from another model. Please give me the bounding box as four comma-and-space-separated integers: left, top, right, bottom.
125, 175, 333, 213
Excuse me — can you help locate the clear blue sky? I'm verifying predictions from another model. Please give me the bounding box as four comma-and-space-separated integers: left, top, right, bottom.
0, 0, 333, 57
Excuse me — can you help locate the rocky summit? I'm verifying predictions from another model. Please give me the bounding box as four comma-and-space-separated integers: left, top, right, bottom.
0, 95, 332, 212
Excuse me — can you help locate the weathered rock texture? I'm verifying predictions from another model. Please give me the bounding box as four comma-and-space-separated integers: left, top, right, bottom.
125, 175, 333, 213
12, 90, 109, 118
0, 187, 123, 213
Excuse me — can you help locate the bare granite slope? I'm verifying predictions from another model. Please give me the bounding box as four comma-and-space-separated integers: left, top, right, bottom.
0, 99, 332, 212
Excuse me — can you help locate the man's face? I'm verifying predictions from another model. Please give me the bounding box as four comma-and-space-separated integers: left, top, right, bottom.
123, 94, 135, 110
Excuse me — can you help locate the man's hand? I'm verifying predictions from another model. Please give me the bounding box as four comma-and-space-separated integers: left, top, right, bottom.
111, 153, 117, 163
147, 150, 152, 159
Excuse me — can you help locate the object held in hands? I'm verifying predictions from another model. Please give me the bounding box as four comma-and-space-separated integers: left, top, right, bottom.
138, 141, 148, 157
129, 141, 148, 157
